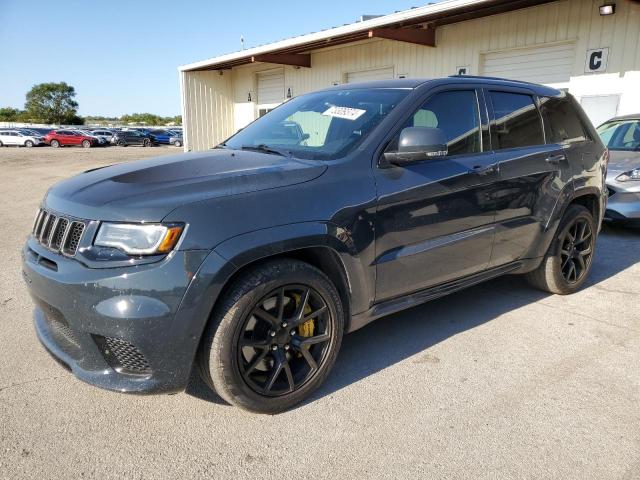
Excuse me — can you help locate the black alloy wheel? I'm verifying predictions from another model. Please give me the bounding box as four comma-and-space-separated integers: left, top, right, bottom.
238, 285, 333, 396
559, 217, 593, 284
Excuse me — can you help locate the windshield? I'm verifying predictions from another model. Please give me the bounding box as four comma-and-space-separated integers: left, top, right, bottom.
597, 120, 640, 151
223, 88, 410, 160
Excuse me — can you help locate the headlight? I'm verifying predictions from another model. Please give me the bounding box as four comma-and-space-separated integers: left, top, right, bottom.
94, 223, 183, 255
616, 168, 640, 182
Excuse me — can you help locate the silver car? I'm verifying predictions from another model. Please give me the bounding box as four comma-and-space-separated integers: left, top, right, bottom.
597, 114, 640, 225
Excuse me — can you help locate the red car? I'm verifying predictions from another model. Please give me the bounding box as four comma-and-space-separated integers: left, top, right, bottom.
45, 129, 99, 148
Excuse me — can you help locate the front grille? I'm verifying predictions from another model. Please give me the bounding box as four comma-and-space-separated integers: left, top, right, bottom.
32, 208, 85, 256
96, 336, 152, 376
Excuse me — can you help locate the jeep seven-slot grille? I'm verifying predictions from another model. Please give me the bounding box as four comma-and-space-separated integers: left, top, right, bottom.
32, 209, 85, 256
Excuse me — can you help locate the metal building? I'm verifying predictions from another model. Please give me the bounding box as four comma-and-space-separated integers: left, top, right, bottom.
179, 0, 640, 151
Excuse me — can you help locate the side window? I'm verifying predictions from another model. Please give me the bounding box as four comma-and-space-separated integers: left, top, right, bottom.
391, 90, 482, 156
489, 91, 544, 149
539, 95, 587, 143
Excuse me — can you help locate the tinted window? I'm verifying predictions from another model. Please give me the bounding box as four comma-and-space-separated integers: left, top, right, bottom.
539, 95, 587, 143
596, 120, 640, 151
393, 90, 481, 156
489, 91, 544, 149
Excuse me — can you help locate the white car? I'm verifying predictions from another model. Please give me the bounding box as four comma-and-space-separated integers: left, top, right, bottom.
90, 129, 114, 142
0, 129, 45, 147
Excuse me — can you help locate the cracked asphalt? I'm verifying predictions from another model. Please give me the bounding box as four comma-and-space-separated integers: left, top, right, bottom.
1, 147, 639, 479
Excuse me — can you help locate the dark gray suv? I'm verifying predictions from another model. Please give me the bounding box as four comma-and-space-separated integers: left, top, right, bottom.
22, 77, 607, 413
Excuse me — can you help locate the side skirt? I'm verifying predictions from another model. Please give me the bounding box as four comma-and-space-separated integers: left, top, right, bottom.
348, 261, 524, 333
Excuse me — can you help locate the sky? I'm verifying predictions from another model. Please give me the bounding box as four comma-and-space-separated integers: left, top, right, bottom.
0, 0, 432, 117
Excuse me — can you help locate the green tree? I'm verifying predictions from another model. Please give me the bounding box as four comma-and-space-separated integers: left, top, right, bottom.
24, 82, 79, 124
0, 107, 22, 122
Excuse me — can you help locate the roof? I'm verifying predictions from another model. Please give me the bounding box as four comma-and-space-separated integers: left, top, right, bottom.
179, 0, 552, 72
323, 76, 561, 96
604, 113, 640, 122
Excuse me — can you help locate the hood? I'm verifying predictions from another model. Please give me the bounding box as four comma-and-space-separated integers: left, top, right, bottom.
45, 149, 327, 221
607, 150, 640, 174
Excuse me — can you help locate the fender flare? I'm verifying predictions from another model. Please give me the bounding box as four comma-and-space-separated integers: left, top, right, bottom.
213, 221, 375, 324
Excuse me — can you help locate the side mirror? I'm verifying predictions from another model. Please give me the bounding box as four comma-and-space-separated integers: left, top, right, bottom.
383, 127, 448, 166
300, 133, 310, 141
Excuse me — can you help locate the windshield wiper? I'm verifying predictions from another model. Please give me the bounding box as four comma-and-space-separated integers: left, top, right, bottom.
240, 144, 290, 157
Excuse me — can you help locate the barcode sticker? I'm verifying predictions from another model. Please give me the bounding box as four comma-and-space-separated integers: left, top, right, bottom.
322, 106, 366, 121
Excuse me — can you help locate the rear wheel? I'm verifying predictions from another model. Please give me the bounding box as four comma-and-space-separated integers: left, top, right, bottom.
143, 138, 151, 147
50, 139, 60, 148
117, 140, 126, 147
0, 140, 3, 147
25, 140, 34, 148
82, 139, 91, 148
197, 259, 344, 413
526, 204, 596, 294
173, 140, 182, 147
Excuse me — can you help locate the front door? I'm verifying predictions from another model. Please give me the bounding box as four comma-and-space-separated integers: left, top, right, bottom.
374, 87, 499, 302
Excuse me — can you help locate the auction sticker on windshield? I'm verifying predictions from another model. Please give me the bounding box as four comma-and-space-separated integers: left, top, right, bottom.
322, 106, 366, 121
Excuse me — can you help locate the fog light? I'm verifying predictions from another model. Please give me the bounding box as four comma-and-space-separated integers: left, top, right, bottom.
599, 3, 615, 15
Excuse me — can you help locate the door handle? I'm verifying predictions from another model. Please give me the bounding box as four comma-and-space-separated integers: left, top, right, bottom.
545, 154, 566, 165
469, 163, 499, 176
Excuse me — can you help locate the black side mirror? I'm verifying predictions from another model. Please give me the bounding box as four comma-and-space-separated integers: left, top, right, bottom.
383, 127, 448, 166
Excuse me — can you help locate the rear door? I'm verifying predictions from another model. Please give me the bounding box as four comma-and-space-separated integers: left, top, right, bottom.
374, 85, 499, 301
486, 88, 571, 267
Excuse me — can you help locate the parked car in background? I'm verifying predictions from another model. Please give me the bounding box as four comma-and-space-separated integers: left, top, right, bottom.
90, 129, 114, 143
0, 129, 45, 147
23, 77, 606, 413
111, 130, 156, 147
597, 114, 640, 225
29, 128, 54, 136
44, 130, 99, 148
148, 129, 176, 145
169, 134, 183, 147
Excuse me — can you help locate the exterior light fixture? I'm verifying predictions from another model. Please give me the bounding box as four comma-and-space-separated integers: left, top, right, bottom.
286, 87, 292, 99
599, 3, 615, 15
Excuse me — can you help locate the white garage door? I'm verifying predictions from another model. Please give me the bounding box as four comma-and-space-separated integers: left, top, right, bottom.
481, 43, 575, 85
347, 67, 394, 84
257, 70, 284, 108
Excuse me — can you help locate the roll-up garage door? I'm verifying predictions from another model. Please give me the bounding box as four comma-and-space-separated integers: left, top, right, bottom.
257, 70, 284, 107
481, 43, 575, 85
347, 67, 394, 84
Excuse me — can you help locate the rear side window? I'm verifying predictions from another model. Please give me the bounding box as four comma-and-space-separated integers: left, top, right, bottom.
489, 91, 544, 149
539, 96, 588, 143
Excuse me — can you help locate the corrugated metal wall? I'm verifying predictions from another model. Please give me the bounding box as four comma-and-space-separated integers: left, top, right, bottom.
182, 0, 640, 151
181, 70, 234, 151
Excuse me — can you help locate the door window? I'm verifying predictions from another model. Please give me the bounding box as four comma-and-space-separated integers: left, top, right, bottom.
539, 95, 588, 143
489, 91, 544, 149
390, 90, 482, 156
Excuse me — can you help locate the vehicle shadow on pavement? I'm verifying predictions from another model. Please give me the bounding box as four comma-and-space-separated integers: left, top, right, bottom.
186, 225, 639, 409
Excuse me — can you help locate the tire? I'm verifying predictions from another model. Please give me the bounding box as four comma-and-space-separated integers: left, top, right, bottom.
117, 140, 126, 147
0, 140, 3, 147
50, 140, 60, 148
143, 138, 151, 147
197, 259, 344, 414
173, 140, 182, 147
25, 140, 34, 148
525, 204, 596, 294
82, 140, 91, 148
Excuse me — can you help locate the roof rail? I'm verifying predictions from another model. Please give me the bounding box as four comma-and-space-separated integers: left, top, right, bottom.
448, 74, 540, 86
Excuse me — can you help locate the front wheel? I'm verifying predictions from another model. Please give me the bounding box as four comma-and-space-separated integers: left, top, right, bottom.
25, 140, 34, 148
525, 204, 596, 294
173, 140, 182, 147
143, 138, 151, 147
50, 140, 60, 148
197, 259, 344, 413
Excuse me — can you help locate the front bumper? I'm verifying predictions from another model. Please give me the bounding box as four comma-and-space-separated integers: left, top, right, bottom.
22, 236, 230, 394
605, 188, 640, 223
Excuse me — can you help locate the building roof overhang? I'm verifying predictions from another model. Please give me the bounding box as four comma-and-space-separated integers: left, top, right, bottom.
179, 0, 554, 72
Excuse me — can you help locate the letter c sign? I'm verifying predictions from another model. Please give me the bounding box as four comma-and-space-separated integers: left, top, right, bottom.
585, 48, 609, 73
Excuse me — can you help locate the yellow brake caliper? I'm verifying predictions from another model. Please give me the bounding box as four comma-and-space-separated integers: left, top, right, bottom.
291, 293, 314, 355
